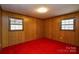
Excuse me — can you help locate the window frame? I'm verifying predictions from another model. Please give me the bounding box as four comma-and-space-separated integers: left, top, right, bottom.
60, 18, 75, 31
9, 17, 24, 31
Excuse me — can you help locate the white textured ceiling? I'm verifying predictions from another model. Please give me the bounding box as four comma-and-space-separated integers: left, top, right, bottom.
1, 4, 79, 19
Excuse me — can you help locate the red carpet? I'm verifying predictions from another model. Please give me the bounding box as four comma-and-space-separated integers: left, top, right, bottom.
1, 38, 79, 54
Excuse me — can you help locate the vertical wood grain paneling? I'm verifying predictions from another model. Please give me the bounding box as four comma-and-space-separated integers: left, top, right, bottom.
2, 11, 43, 48
0, 6, 2, 50
45, 12, 79, 46
2, 10, 79, 48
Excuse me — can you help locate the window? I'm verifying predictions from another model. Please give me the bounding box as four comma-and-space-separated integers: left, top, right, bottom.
61, 18, 75, 30
9, 17, 23, 31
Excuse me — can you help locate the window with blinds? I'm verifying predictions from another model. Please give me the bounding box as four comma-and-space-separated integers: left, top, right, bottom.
9, 17, 23, 31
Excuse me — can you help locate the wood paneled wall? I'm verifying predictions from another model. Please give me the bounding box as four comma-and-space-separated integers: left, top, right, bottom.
45, 12, 79, 46
1, 10, 79, 48
2, 11, 44, 48
0, 6, 2, 50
